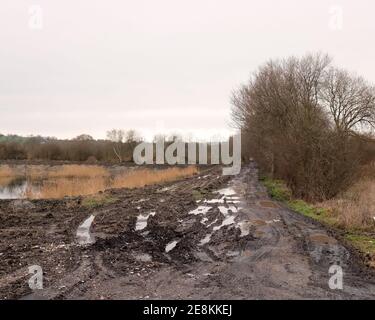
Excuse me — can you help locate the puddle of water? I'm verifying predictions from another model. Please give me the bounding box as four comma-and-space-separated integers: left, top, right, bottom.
159, 187, 171, 192
204, 198, 225, 204
250, 219, 267, 226
199, 233, 212, 246
176, 218, 196, 232
165, 240, 179, 253
203, 188, 241, 205
201, 217, 209, 225
213, 216, 236, 231
188, 206, 212, 215
0, 178, 35, 200
226, 200, 241, 204
255, 230, 265, 237
217, 187, 236, 196
309, 234, 337, 244
218, 206, 238, 216
76, 215, 95, 245
226, 251, 240, 257
236, 221, 251, 237
265, 219, 281, 224
206, 219, 218, 228
135, 212, 156, 231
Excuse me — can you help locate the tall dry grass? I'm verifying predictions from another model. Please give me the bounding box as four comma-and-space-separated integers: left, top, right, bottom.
0, 177, 15, 187
0, 165, 15, 178
0, 165, 24, 187
322, 163, 375, 231
25, 166, 48, 179
22, 166, 197, 199
28, 177, 108, 199
111, 166, 198, 189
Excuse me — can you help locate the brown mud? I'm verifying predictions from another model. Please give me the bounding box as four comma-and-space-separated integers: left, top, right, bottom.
1, 164, 375, 300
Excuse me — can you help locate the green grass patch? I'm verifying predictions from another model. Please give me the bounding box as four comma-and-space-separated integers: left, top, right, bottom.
82, 194, 118, 209
288, 199, 317, 217
262, 177, 331, 222
287, 199, 336, 225
262, 177, 375, 266
262, 177, 292, 201
345, 233, 375, 256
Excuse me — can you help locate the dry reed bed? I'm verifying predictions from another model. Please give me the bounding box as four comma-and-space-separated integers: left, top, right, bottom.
322, 178, 375, 231
0, 165, 14, 178
112, 166, 198, 189
318, 162, 375, 232
16, 165, 198, 199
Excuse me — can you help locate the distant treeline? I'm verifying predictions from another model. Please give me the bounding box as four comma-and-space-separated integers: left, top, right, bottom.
0, 131, 140, 163
0, 131, 235, 164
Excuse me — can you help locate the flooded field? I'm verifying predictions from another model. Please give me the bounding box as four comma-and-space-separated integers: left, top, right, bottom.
0, 164, 197, 200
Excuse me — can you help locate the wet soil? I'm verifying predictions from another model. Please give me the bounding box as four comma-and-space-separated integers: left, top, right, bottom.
1, 164, 375, 300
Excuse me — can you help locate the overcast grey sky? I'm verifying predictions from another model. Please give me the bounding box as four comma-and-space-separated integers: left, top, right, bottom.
1, 0, 375, 140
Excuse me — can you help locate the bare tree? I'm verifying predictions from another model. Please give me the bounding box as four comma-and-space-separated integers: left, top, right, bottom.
73, 134, 94, 141
321, 68, 375, 134
106, 129, 126, 162
153, 134, 167, 143
106, 129, 141, 162
106, 129, 125, 143
125, 129, 142, 144
231, 53, 372, 200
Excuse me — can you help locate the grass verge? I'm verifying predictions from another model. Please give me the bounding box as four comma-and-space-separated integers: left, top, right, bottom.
262, 177, 375, 268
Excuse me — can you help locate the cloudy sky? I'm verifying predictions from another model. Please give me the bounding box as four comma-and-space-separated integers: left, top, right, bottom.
1, 0, 375, 140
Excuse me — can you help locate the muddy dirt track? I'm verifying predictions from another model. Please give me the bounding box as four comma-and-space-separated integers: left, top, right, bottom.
1, 163, 375, 299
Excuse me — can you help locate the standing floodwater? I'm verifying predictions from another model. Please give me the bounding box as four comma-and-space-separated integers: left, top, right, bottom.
0, 178, 28, 199
0, 164, 197, 200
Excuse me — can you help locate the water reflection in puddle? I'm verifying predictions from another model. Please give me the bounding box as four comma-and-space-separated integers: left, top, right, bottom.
218, 206, 238, 216
213, 216, 236, 231
236, 221, 251, 237
217, 187, 237, 196
135, 212, 156, 231
199, 233, 212, 246
165, 240, 179, 253
0, 165, 197, 200
0, 178, 28, 199
0, 176, 109, 200
76, 215, 95, 245
188, 206, 212, 215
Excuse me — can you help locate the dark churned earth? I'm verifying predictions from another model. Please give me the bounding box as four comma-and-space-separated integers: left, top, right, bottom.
1, 164, 375, 300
